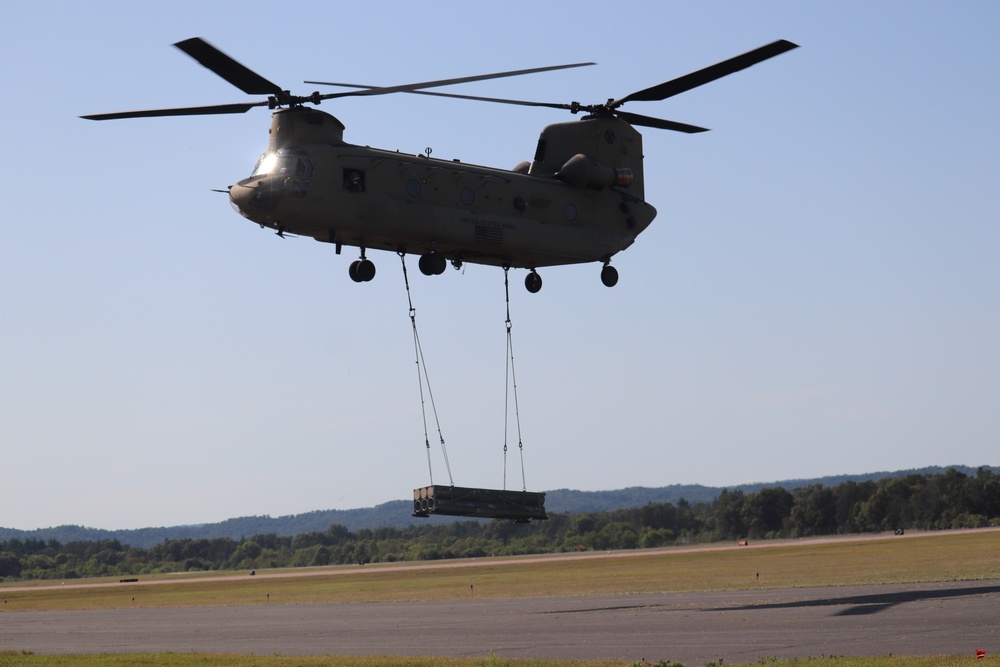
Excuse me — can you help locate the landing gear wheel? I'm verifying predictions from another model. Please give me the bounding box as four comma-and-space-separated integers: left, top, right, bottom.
349, 259, 376, 282
525, 271, 542, 293
601, 264, 619, 287
356, 259, 376, 282
418, 252, 447, 276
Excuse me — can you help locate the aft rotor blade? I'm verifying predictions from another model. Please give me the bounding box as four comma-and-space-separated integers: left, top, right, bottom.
174, 37, 285, 96
306, 62, 595, 100
312, 85, 708, 133
325, 86, 708, 133
616, 110, 708, 133
81, 102, 262, 121
612, 39, 798, 107
314, 83, 576, 111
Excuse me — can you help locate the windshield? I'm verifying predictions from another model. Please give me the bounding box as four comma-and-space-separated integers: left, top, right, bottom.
251, 149, 315, 179
252, 152, 280, 176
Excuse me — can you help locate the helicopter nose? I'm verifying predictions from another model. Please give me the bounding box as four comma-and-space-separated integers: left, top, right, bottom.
229, 178, 284, 219
229, 182, 252, 217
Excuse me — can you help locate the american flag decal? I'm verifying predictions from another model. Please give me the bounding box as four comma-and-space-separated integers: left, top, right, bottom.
475, 225, 503, 245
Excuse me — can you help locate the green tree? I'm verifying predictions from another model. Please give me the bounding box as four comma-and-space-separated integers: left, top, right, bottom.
713, 489, 748, 540
832, 480, 877, 532
0, 551, 22, 578
788, 485, 837, 536
742, 487, 794, 538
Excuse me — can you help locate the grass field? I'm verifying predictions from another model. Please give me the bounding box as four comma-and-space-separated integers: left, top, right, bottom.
2, 529, 999, 612
2, 529, 998, 666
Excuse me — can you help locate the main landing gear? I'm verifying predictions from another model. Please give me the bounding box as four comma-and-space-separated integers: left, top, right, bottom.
601, 263, 619, 288
521, 263, 617, 293
524, 270, 542, 293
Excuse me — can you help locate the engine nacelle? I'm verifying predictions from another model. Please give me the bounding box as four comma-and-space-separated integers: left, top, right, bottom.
554, 153, 633, 190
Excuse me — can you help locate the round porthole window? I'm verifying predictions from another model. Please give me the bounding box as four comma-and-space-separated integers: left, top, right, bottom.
513, 196, 527, 213
564, 203, 577, 221
407, 179, 422, 197
461, 187, 475, 206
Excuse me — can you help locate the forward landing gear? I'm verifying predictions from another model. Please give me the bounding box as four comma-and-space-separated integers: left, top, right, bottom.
418, 252, 447, 276
349, 249, 376, 283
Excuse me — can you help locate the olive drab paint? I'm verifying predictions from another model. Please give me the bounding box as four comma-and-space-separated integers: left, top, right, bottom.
83, 38, 797, 292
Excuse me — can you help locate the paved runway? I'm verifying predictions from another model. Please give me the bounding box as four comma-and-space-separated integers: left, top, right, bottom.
3, 579, 998, 662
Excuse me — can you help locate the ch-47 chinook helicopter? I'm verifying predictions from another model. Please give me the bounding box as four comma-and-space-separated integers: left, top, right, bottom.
83, 38, 797, 292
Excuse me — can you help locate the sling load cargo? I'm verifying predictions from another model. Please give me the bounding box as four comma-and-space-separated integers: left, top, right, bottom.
413, 485, 547, 523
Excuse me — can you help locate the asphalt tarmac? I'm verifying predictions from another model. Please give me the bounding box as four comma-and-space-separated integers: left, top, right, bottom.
3, 579, 998, 662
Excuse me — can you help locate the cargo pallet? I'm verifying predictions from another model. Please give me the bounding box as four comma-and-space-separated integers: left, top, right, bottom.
413, 485, 548, 522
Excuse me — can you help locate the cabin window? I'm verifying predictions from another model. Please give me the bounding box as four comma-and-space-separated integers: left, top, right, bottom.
460, 187, 475, 206
343, 169, 365, 193
564, 203, 577, 222
513, 196, 527, 213
406, 179, 422, 198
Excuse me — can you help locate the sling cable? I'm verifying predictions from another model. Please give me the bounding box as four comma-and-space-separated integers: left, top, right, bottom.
400, 254, 547, 522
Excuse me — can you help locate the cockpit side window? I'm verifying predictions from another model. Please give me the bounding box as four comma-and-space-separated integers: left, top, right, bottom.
295, 158, 314, 179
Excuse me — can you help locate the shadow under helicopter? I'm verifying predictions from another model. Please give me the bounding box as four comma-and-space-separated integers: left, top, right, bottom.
534, 582, 1000, 619
708, 583, 1000, 617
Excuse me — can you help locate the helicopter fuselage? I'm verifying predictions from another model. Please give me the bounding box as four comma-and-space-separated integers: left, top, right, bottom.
228, 107, 657, 274
83, 36, 797, 290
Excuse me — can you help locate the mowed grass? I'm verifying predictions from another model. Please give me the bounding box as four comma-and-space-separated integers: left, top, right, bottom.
2, 529, 998, 612
0, 654, 619, 667
0, 654, 620, 666
0, 651, 998, 667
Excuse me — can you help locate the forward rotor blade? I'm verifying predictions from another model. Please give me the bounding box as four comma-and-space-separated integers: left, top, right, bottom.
81, 102, 261, 121
616, 110, 708, 133
174, 37, 285, 96
612, 39, 798, 107
306, 62, 595, 100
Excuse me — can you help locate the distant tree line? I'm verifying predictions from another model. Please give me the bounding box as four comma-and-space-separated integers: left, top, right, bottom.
2, 467, 998, 581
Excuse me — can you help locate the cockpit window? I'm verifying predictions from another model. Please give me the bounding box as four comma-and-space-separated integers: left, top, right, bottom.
252, 149, 314, 179
251, 149, 314, 198
253, 152, 280, 176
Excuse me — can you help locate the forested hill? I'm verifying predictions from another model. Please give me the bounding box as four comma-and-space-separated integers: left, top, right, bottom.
3, 465, 995, 549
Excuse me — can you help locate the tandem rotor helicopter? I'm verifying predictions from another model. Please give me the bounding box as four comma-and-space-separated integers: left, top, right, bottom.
83, 38, 797, 292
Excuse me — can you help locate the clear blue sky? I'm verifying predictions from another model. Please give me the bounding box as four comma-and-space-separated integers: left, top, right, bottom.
2, 1, 997, 530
